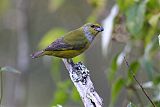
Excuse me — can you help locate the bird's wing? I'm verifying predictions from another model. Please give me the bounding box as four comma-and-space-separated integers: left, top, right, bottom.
44, 29, 88, 51
63, 29, 88, 50
44, 37, 73, 51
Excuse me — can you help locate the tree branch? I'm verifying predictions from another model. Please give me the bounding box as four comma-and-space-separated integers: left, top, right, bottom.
62, 59, 103, 107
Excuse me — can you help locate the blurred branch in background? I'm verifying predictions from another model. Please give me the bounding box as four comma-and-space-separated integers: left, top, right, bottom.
16, 0, 29, 72
101, 4, 119, 56
15, 0, 30, 106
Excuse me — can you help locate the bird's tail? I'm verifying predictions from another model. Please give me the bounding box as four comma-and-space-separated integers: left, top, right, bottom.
31, 50, 44, 59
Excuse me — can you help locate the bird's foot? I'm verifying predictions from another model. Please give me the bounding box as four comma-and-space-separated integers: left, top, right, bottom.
72, 62, 89, 85
67, 58, 75, 66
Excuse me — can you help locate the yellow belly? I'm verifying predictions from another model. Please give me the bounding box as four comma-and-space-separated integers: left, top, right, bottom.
44, 49, 85, 58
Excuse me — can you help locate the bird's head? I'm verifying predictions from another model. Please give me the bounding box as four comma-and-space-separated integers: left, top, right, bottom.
82, 23, 104, 37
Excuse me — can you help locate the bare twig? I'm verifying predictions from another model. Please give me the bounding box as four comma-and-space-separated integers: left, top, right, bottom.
62, 59, 103, 107
124, 56, 156, 107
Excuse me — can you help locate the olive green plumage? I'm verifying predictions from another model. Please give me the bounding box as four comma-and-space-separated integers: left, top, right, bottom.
31, 23, 104, 59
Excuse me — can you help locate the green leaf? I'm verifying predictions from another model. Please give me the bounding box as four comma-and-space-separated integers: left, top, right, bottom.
144, 38, 159, 57
153, 100, 160, 106
0, 66, 20, 74
57, 80, 71, 90
107, 55, 118, 82
141, 39, 158, 79
116, 0, 134, 11
153, 75, 160, 85
149, 13, 160, 27
39, 28, 66, 49
127, 61, 140, 85
70, 86, 81, 103
140, 58, 154, 80
125, 0, 148, 36
147, 0, 160, 10
52, 89, 69, 106
52, 80, 71, 106
144, 27, 157, 47
72, 54, 85, 63
127, 102, 136, 107
109, 77, 125, 107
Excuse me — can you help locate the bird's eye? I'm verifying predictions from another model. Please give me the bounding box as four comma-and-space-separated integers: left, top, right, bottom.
90, 25, 95, 28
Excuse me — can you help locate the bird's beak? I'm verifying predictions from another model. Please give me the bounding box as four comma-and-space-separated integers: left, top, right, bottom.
95, 26, 104, 32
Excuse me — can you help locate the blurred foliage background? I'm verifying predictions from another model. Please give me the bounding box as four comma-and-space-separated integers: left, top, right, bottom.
0, 0, 160, 107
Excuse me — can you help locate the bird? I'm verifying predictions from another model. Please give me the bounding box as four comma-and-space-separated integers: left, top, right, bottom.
31, 23, 104, 59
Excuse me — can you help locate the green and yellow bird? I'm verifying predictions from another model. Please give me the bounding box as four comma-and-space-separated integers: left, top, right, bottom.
31, 23, 104, 59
